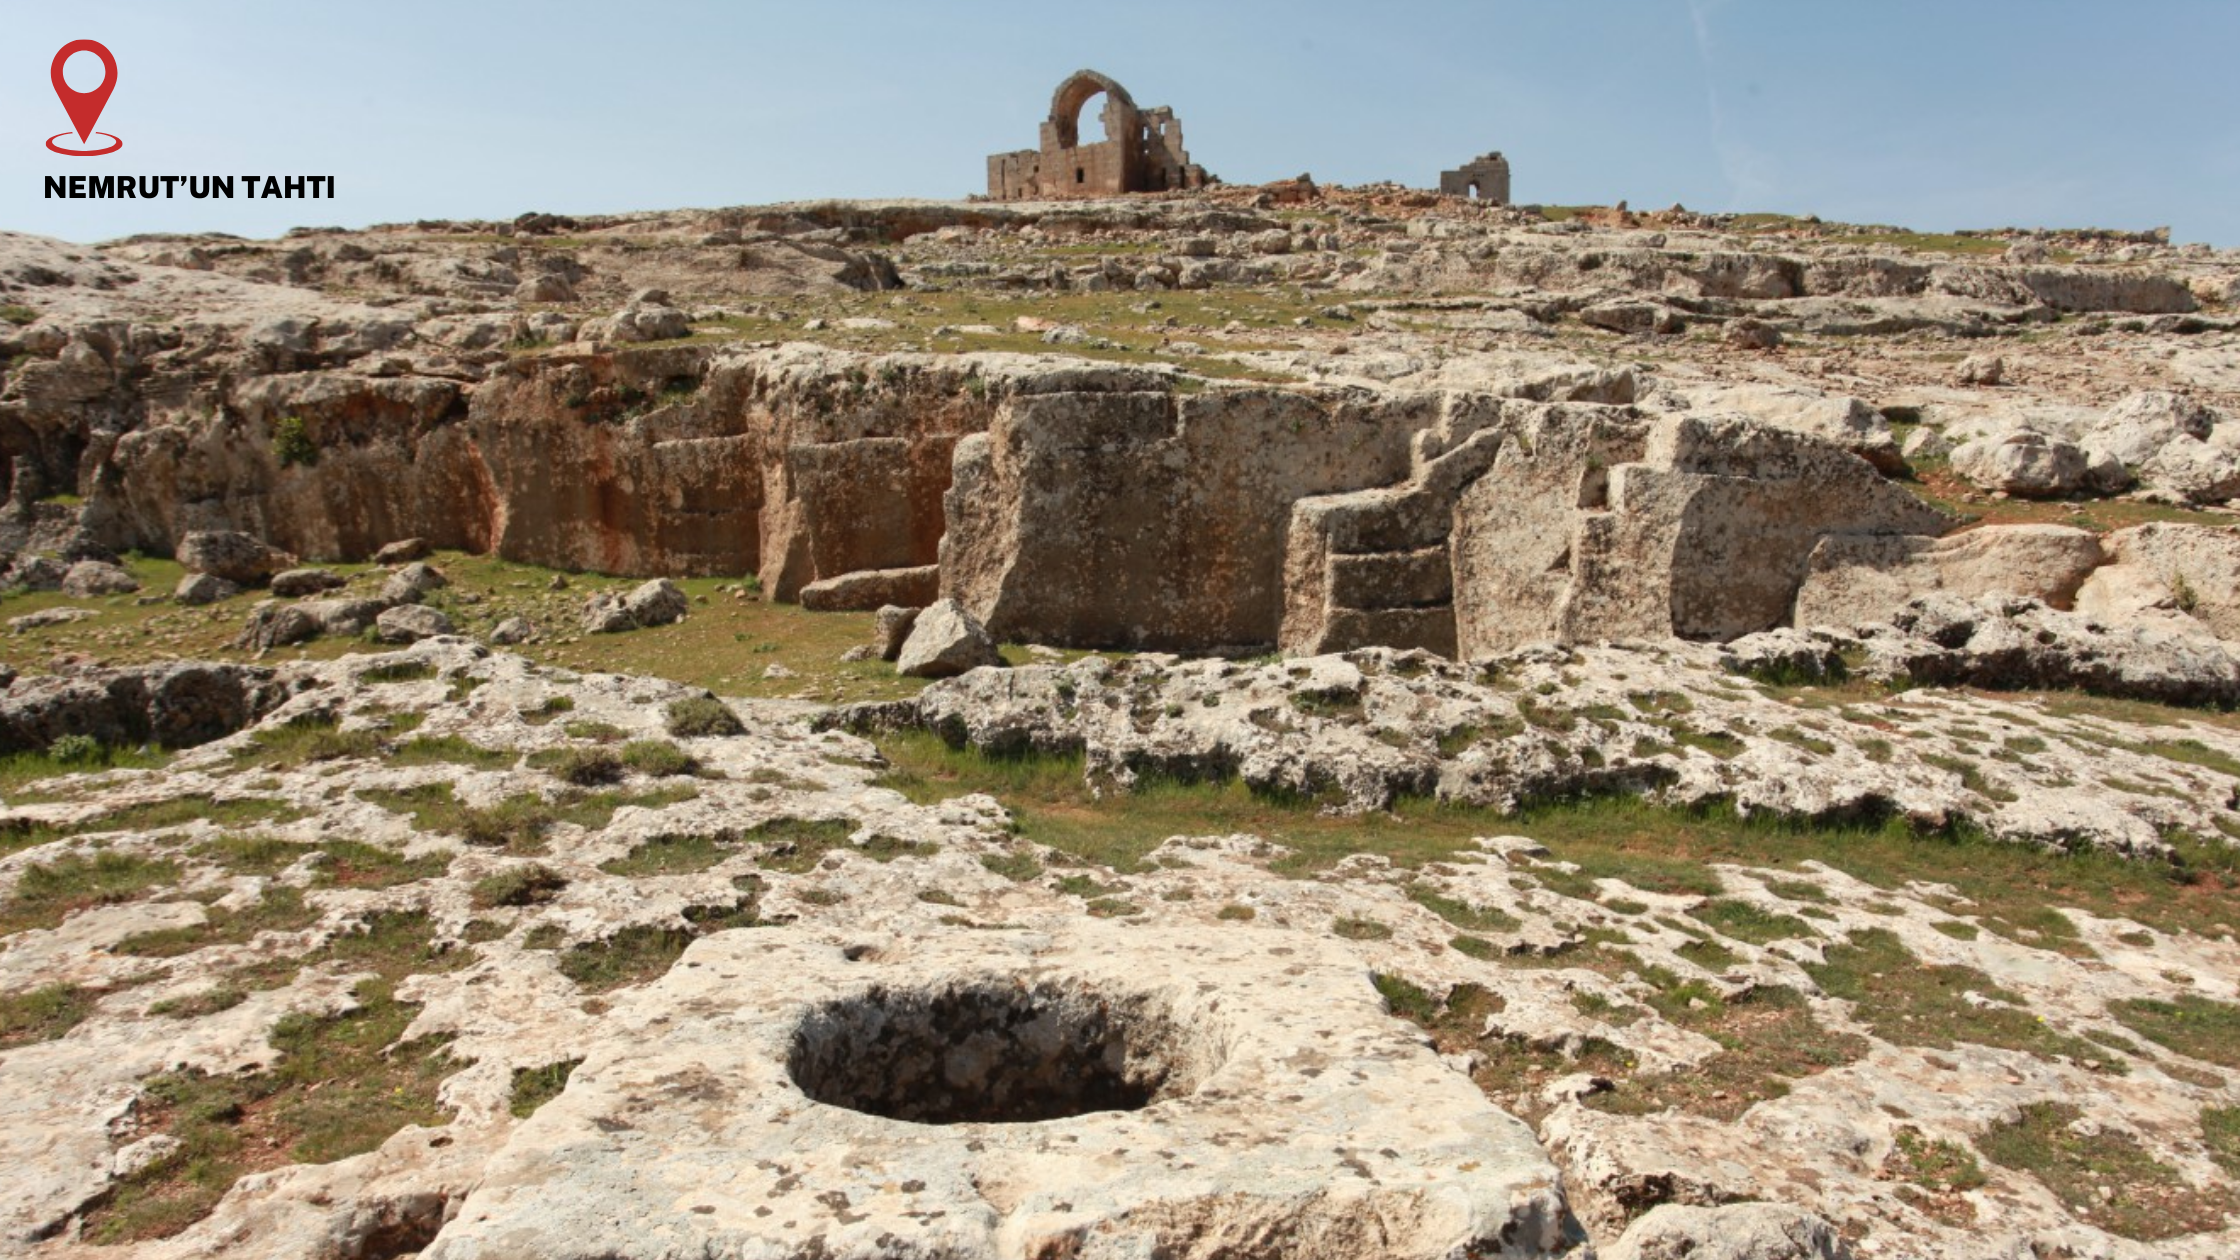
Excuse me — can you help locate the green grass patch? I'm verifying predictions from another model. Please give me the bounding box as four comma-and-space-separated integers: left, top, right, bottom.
528, 746, 624, 786
357, 660, 436, 684
148, 985, 250, 1020
1886, 1126, 1987, 1193
750, 818, 866, 873
196, 834, 316, 876
980, 850, 1044, 881
84, 910, 473, 1243
0, 742, 172, 795
229, 714, 382, 770
556, 897, 760, 992
2, 795, 302, 857
870, 732, 2240, 946
386, 735, 514, 770
2108, 995, 2240, 1069
1589, 985, 1868, 1122
85, 977, 457, 1243
470, 864, 568, 909
115, 887, 322, 957
664, 696, 744, 738
619, 739, 699, 777
510, 1058, 582, 1118
2205, 1106, 2240, 1178
1405, 883, 1520, 933
0, 850, 180, 937
1978, 1101, 2237, 1241
361, 782, 697, 853
0, 983, 100, 1048
1689, 899, 1815, 945
600, 831, 737, 877
1806, 929, 2125, 1071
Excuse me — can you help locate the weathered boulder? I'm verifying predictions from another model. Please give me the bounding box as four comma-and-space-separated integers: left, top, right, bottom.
2083, 390, 2240, 503
380, 561, 449, 604
60, 560, 139, 597
0, 661, 290, 751
2, 556, 66, 592
1954, 353, 2004, 386
1871, 595, 2240, 707
1580, 298, 1682, 336
7, 607, 93, 632
2138, 434, 2240, 504
2074, 522, 2240, 643
895, 599, 1002, 678
1687, 384, 1901, 473
1947, 429, 2087, 498
584, 293, 692, 344
490, 616, 535, 645
798, 565, 940, 613
236, 602, 321, 650
177, 530, 294, 585
583, 578, 688, 633
269, 567, 346, 598
1793, 525, 2104, 628
2086, 390, 2215, 467
581, 595, 637, 635
1724, 317, 1780, 350
375, 604, 455, 643
173, 572, 240, 606
298, 597, 389, 638
372, 537, 432, 564
873, 604, 922, 662
1602, 1203, 1851, 1260
623, 578, 689, 627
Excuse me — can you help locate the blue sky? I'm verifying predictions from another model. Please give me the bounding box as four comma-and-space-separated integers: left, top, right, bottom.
5, 1, 2237, 245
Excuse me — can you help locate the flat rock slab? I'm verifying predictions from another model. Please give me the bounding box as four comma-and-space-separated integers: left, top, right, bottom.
426, 924, 1568, 1259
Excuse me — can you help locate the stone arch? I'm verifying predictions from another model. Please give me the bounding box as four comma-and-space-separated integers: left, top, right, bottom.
1048, 69, 1139, 149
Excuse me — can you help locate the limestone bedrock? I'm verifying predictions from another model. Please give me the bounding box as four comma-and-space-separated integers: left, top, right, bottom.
423, 925, 1569, 1260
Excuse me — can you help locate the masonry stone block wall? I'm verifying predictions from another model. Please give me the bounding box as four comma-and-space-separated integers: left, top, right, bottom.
1439, 153, 1512, 204
987, 70, 1211, 201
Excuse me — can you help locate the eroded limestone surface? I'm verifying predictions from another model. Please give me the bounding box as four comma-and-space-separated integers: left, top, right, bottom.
0, 640, 2234, 1258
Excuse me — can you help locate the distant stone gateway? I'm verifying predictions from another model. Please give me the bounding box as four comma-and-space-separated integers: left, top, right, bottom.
986, 69, 1212, 200
1440, 151, 1512, 203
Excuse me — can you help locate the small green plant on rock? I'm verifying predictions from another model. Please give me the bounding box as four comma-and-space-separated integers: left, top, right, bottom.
270, 415, 318, 468
664, 696, 744, 738
510, 1058, 582, 1118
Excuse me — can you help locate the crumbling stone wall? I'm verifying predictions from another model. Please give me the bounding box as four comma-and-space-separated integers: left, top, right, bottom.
986, 70, 1211, 201
1438, 153, 1512, 204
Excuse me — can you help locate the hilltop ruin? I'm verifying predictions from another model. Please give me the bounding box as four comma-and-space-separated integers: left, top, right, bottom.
985, 70, 1211, 200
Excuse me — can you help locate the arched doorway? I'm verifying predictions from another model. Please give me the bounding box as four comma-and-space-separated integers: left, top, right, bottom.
1047, 70, 1138, 149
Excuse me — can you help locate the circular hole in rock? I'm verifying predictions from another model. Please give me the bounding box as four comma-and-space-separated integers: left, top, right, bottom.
788, 979, 1215, 1125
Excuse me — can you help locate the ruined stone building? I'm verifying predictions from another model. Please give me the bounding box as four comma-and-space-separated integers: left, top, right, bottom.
1440, 152, 1511, 203
986, 70, 1211, 200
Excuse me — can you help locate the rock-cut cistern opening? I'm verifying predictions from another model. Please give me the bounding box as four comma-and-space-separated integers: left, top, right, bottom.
787, 979, 1218, 1125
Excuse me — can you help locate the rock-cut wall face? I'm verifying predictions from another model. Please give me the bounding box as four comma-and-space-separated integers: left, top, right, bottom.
1453, 413, 1957, 657
746, 349, 1003, 602
98, 372, 493, 560
469, 346, 761, 576
942, 383, 1434, 651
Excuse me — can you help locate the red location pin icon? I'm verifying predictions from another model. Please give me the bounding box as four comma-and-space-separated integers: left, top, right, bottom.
48, 40, 122, 156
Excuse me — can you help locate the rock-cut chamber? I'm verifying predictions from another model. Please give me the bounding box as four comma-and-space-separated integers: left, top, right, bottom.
786, 979, 1219, 1125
